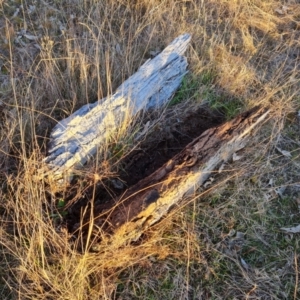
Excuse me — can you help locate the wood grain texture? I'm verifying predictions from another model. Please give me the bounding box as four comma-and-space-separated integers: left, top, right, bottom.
44, 34, 191, 181
85, 106, 270, 250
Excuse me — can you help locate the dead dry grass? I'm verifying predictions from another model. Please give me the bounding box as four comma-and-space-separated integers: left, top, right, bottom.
0, 0, 300, 299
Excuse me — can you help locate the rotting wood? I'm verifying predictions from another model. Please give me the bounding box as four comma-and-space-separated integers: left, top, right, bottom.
43, 34, 191, 182
80, 106, 270, 251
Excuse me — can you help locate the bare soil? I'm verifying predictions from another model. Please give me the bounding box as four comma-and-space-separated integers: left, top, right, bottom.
64, 106, 225, 234
121, 107, 225, 186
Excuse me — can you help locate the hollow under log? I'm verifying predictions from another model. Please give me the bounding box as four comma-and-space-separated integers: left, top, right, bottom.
80, 106, 270, 251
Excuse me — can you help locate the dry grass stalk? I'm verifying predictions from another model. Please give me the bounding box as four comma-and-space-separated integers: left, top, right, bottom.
0, 0, 299, 299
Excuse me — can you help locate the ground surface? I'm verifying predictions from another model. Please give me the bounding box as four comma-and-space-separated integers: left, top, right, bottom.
65, 106, 224, 235
0, 0, 300, 299
121, 107, 224, 186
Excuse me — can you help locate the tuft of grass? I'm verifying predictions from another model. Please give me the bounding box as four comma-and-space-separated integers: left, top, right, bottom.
204, 88, 243, 120
169, 70, 217, 106
169, 74, 201, 106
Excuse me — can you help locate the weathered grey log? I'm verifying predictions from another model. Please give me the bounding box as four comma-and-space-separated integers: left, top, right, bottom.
83, 106, 270, 250
44, 34, 191, 181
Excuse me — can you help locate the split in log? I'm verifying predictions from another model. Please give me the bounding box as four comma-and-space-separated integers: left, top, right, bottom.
44, 34, 191, 182
78, 106, 270, 251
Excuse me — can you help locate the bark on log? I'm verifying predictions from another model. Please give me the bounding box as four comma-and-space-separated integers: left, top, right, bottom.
44, 34, 191, 181
84, 106, 270, 251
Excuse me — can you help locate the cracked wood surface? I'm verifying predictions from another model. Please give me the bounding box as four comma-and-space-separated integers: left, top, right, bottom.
84, 106, 271, 250
44, 34, 191, 181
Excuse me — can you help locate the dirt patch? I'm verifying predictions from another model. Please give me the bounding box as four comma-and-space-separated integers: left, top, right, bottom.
64, 106, 225, 233
120, 107, 225, 186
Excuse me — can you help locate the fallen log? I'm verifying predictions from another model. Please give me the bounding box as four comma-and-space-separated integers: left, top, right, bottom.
44, 34, 191, 182
81, 106, 270, 251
